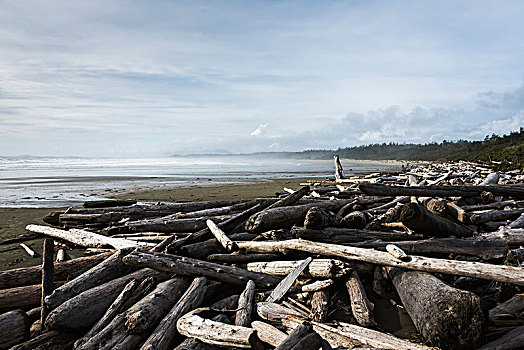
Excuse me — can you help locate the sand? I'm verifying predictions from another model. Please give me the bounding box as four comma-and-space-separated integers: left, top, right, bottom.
0, 177, 316, 270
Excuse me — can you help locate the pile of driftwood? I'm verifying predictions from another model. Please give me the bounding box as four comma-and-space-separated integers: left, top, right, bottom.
1, 159, 524, 349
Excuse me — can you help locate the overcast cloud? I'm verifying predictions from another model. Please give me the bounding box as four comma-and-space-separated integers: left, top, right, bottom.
1, 0, 524, 156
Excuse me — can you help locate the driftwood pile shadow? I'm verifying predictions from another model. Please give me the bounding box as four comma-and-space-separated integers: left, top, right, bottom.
1, 159, 524, 349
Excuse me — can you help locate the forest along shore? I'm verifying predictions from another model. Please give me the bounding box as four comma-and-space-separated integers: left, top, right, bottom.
1, 160, 523, 349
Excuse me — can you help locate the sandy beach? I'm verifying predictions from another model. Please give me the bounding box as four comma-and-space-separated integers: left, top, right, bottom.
0, 176, 319, 270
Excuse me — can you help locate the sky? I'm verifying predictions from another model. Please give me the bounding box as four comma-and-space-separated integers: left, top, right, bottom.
1, 0, 524, 157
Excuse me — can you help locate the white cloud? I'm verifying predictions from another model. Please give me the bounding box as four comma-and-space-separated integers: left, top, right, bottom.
250, 123, 268, 136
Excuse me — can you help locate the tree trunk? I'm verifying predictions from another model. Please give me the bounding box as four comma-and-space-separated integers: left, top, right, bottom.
45, 248, 136, 310
40, 239, 54, 331
236, 280, 255, 327
0, 252, 111, 289
0, 283, 62, 312
476, 324, 524, 350
345, 270, 375, 327
470, 209, 524, 225
110, 214, 233, 234
236, 239, 524, 286
359, 182, 524, 199
45, 268, 163, 331
282, 315, 426, 350
26, 224, 148, 249
251, 321, 288, 347
246, 259, 351, 278
206, 219, 238, 252
304, 207, 338, 229
292, 226, 418, 244
123, 250, 281, 288
140, 277, 208, 350
207, 252, 280, 264
388, 268, 486, 350
0, 310, 30, 348
400, 202, 474, 238
177, 308, 262, 349
352, 236, 508, 260
245, 201, 351, 233
310, 290, 330, 322
179, 232, 257, 260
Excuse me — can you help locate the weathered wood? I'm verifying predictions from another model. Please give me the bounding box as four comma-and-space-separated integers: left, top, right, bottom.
110, 214, 233, 234
206, 219, 237, 252
300, 279, 334, 292
83, 199, 137, 208
359, 182, 524, 199
310, 290, 330, 322
180, 232, 257, 259
289, 331, 323, 350
386, 244, 409, 261
352, 236, 508, 260
282, 314, 426, 350
388, 268, 486, 350
56, 248, 67, 262
266, 186, 311, 210
174, 337, 220, 350
462, 200, 517, 212
177, 308, 261, 348
236, 239, 524, 286
26, 224, 148, 249
208, 252, 280, 264
0, 253, 110, 289
400, 202, 475, 237
508, 212, 524, 228
292, 226, 418, 244
45, 268, 162, 331
304, 207, 338, 229
45, 248, 136, 310
167, 204, 263, 251
0, 283, 62, 312
445, 201, 469, 223
10, 330, 75, 350
40, 238, 54, 331
275, 321, 312, 350
334, 155, 345, 181
246, 259, 351, 278
345, 270, 375, 327
74, 279, 139, 348
470, 209, 524, 225
251, 320, 288, 347
341, 211, 368, 229
489, 293, 524, 326
257, 302, 303, 322
236, 280, 256, 327
123, 250, 281, 288
245, 200, 351, 233
480, 172, 500, 185
19, 243, 37, 257
0, 310, 30, 348
267, 257, 312, 303
141, 277, 207, 350
477, 324, 524, 350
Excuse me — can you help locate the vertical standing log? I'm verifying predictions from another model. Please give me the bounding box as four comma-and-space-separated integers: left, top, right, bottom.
334, 155, 345, 181
40, 239, 54, 332
236, 280, 256, 327
345, 270, 376, 327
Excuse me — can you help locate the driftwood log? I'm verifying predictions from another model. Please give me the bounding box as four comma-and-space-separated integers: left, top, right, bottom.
0, 310, 30, 348
246, 259, 351, 278
388, 267, 486, 350
236, 239, 524, 286
122, 250, 281, 288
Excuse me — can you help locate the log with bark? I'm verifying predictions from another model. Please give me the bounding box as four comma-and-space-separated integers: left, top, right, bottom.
292, 226, 418, 244
236, 280, 256, 327
345, 270, 376, 327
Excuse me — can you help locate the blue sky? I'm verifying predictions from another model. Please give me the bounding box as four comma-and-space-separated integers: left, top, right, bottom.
1, 0, 524, 156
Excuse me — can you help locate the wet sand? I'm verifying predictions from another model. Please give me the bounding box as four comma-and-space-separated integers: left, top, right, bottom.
0, 177, 316, 270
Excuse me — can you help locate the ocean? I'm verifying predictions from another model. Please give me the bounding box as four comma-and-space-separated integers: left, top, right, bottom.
0, 156, 397, 208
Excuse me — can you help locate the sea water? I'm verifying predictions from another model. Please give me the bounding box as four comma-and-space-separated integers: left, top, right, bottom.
0, 156, 394, 207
